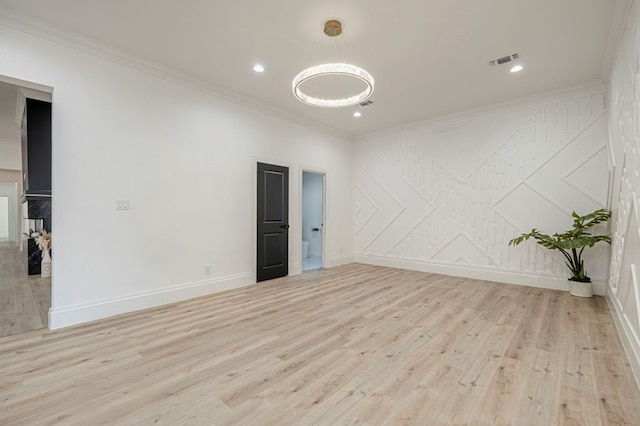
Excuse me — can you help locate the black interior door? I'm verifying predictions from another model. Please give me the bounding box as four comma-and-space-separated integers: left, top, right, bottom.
257, 162, 289, 282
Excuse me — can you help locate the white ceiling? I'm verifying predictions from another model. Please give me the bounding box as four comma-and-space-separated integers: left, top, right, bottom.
0, 0, 624, 138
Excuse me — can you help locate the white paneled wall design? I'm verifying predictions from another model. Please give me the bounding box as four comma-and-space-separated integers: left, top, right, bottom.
355, 86, 610, 293
607, 0, 640, 387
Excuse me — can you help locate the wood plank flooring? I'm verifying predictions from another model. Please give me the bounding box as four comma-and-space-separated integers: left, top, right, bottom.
0, 241, 50, 337
1, 263, 639, 425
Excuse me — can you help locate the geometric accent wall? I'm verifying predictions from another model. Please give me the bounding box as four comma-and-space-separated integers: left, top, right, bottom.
355, 88, 610, 289
607, 0, 640, 387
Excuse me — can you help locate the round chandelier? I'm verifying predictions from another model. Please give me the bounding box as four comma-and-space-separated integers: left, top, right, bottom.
292, 20, 374, 108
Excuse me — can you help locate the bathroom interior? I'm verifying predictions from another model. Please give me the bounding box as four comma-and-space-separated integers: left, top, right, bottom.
301, 171, 323, 271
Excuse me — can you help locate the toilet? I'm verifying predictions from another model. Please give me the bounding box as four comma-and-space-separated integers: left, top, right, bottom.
302, 241, 310, 258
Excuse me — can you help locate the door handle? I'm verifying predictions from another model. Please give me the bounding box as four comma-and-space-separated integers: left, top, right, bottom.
280, 224, 290, 229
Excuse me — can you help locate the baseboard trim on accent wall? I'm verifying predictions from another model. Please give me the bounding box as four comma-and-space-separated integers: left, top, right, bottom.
354, 254, 607, 296
606, 285, 640, 391
48, 272, 254, 330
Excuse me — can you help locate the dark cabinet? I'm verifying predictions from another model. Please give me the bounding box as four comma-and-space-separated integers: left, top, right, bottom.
21, 98, 52, 195
23, 236, 42, 275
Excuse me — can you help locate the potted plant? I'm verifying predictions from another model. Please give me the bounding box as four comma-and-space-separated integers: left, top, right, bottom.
508, 208, 611, 297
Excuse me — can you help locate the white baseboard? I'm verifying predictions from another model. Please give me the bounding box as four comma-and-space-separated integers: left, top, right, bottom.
606, 285, 640, 391
327, 255, 354, 268
353, 254, 606, 296
48, 272, 254, 330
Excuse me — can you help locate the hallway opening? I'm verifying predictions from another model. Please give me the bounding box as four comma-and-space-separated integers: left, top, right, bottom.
302, 171, 324, 272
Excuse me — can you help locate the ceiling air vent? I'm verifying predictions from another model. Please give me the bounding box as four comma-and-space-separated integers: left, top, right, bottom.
359, 100, 373, 107
488, 53, 520, 67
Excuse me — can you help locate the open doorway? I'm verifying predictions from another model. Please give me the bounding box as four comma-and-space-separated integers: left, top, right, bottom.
302, 171, 324, 272
0, 77, 52, 337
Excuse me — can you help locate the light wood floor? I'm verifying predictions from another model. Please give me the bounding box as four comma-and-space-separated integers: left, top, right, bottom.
0, 241, 50, 338
1, 264, 639, 425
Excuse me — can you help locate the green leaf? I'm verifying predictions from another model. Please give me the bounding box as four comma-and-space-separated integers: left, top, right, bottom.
508, 208, 611, 280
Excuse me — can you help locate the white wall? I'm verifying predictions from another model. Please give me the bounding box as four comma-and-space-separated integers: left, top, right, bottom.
0, 181, 18, 243
0, 17, 353, 328
302, 171, 323, 258
0, 139, 21, 170
0, 115, 20, 140
0, 115, 21, 171
0, 196, 8, 238
0, 169, 22, 243
607, 0, 640, 387
354, 84, 611, 294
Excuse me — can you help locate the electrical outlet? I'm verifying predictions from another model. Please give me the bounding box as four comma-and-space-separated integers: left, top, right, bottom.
115, 199, 130, 210
204, 265, 212, 275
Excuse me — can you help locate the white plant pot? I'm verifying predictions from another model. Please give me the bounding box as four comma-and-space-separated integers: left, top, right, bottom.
569, 280, 593, 298
41, 249, 52, 278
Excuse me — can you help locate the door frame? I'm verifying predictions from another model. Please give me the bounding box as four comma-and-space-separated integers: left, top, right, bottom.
300, 166, 327, 271
251, 160, 328, 278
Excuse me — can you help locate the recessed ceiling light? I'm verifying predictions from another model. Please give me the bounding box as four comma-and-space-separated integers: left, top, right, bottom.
510, 65, 523, 73
353, 111, 362, 118
253, 64, 265, 73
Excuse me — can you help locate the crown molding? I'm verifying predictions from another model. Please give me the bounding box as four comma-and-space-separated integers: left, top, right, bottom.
356, 80, 607, 141
0, 6, 352, 142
